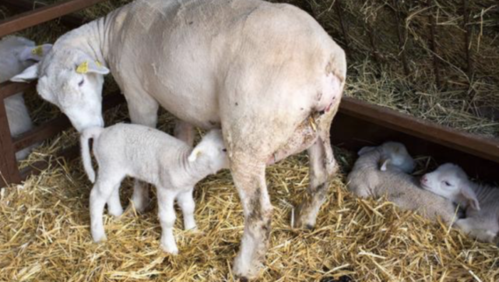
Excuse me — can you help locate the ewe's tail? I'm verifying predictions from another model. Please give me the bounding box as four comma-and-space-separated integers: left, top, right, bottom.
80, 127, 104, 183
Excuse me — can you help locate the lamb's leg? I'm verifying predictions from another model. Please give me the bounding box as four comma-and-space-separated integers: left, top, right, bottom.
296, 113, 338, 229
127, 95, 159, 212
177, 188, 197, 230
456, 218, 497, 243
174, 120, 195, 147
157, 187, 178, 254
90, 172, 124, 242
107, 183, 123, 217
231, 154, 273, 280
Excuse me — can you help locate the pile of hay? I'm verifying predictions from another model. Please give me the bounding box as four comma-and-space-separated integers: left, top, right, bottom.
1, 1, 498, 281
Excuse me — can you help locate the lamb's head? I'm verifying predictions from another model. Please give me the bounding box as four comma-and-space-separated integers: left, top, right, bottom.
358, 141, 415, 173
0, 36, 52, 82
188, 129, 230, 174
11, 48, 109, 132
420, 163, 480, 210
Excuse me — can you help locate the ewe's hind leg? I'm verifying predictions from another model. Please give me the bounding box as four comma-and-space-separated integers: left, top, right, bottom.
127, 94, 159, 212
90, 172, 125, 242
157, 187, 178, 254
231, 154, 273, 280
297, 113, 338, 229
177, 188, 197, 230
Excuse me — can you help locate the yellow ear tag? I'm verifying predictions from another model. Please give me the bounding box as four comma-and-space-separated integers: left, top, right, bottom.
76, 61, 89, 74
31, 45, 44, 57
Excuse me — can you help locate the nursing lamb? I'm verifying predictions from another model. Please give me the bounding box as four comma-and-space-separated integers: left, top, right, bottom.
347, 142, 458, 224
11, 0, 347, 278
421, 163, 499, 244
80, 124, 229, 254
0, 36, 51, 160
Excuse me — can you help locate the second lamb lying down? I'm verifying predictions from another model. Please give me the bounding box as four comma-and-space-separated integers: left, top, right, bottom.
80, 124, 229, 254
421, 163, 499, 244
347, 142, 458, 224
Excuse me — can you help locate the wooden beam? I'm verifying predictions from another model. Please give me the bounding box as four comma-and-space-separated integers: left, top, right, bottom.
0, 0, 109, 37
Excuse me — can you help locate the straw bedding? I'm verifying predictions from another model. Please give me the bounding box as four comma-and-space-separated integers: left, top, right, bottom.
2, 109, 499, 281
1, 0, 499, 281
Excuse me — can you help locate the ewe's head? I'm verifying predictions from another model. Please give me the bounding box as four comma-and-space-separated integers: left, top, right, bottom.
0, 36, 52, 82
188, 130, 230, 173
358, 141, 415, 173
420, 163, 480, 210
11, 48, 109, 132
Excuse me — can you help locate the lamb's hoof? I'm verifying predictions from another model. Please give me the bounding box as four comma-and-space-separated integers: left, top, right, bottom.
305, 224, 314, 230
92, 233, 107, 243
160, 244, 179, 255
108, 207, 124, 217
238, 277, 249, 282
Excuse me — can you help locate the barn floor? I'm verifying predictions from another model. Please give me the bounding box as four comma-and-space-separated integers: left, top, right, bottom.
1, 111, 498, 282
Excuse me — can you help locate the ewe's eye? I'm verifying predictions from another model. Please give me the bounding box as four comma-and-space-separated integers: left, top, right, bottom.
444, 181, 452, 187
222, 149, 227, 152
78, 79, 84, 87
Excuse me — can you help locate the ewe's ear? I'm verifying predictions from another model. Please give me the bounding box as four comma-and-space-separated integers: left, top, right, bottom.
379, 158, 391, 171
188, 148, 203, 162
10, 63, 39, 82
19, 44, 53, 62
358, 146, 375, 156
460, 184, 480, 211
76, 60, 110, 75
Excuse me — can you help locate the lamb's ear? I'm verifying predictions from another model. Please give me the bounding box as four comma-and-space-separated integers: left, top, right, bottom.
10, 63, 39, 82
76, 60, 109, 75
19, 44, 53, 62
379, 158, 391, 171
358, 146, 375, 156
188, 148, 203, 162
460, 184, 480, 211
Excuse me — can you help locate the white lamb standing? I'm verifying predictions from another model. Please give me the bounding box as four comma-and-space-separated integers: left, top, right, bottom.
0, 36, 52, 160
421, 163, 499, 244
347, 142, 458, 224
80, 123, 229, 254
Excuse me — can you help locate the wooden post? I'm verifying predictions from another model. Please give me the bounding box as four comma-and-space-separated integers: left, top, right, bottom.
0, 99, 21, 187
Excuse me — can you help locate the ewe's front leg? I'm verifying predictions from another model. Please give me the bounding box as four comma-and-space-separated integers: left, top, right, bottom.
231, 155, 273, 280
127, 95, 159, 212
296, 114, 338, 229
177, 188, 197, 230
